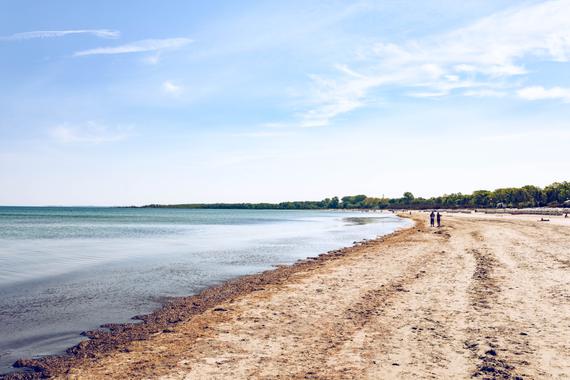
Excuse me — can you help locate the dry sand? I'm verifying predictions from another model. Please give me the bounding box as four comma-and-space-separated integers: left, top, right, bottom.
23, 214, 570, 379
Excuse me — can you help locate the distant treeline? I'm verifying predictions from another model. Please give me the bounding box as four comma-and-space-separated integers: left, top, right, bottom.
141, 181, 570, 210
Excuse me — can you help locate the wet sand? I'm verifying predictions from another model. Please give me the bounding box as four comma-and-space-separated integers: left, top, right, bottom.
4, 213, 570, 379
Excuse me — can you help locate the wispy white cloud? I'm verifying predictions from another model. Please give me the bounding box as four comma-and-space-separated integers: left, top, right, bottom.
232, 131, 295, 138
299, 70, 390, 127
50, 122, 133, 144
74, 37, 192, 57
143, 54, 161, 65
480, 129, 570, 142
517, 86, 570, 103
0, 29, 119, 41
407, 91, 448, 98
162, 80, 183, 95
290, 0, 570, 127
463, 89, 507, 98
367, 1, 570, 72
260, 122, 292, 129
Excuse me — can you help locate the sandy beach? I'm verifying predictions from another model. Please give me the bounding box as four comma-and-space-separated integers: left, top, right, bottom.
6, 213, 570, 379
4, 1, 570, 379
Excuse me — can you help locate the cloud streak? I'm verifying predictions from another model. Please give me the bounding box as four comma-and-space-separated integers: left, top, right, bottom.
50, 122, 133, 144
162, 80, 183, 95
291, 0, 570, 127
0, 29, 119, 41
74, 37, 192, 56
517, 86, 570, 103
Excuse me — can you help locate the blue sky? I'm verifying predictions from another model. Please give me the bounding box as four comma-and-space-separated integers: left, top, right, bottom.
1, 0, 570, 206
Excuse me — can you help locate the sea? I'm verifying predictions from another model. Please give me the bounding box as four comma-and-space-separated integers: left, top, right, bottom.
0, 207, 410, 373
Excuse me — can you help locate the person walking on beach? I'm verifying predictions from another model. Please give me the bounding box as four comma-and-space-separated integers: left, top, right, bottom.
430, 211, 435, 227
437, 212, 441, 227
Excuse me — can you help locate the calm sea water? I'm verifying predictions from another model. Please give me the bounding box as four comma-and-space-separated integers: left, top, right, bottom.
0, 207, 410, 373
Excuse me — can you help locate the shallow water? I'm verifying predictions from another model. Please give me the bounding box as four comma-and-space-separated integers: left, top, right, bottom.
0, 207, 410, 373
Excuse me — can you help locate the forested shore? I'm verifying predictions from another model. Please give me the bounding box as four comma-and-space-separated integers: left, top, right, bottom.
140, 181, 570, 210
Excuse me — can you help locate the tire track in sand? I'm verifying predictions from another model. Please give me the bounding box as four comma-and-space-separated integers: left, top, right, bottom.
465, 229, 526, 380
295, 256, 435, 379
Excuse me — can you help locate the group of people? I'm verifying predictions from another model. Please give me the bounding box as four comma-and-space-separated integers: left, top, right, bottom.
430, 211, 441, 227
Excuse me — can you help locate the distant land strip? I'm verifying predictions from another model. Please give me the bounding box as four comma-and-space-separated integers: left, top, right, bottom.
136, 181, 570, 210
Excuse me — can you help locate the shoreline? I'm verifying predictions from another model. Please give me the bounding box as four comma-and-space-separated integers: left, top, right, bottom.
1, 218, 414, 379
4, 212, 569, 379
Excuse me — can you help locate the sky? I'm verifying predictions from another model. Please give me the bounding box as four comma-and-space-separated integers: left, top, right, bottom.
1, 0, 570, 206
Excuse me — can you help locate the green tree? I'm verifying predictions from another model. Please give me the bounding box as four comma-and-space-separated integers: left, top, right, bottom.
329, 196, 339, 209
471, 190, 491, 207
403, 192, 414, 204
341, 195, 367, 208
